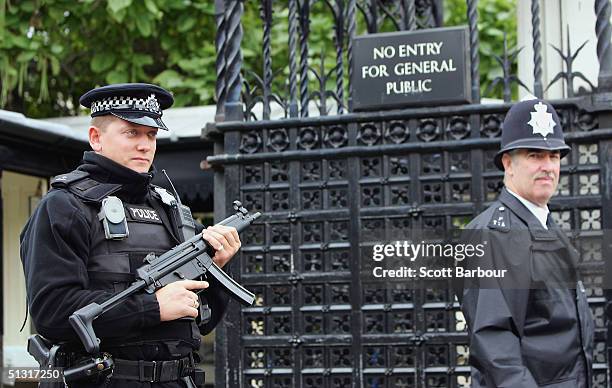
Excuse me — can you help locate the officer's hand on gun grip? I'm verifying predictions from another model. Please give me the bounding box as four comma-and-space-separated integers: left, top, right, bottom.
202, 225, 241, 268
155, 280, 209, 321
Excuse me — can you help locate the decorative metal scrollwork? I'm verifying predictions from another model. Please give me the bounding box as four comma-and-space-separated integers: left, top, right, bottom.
357, 123, 382, 146
267, 129, 290, 152
546, 27, 595, 97
324, 125, 348, 148
240, 131, 263, 153
270, 161, 289, 182
576, 109, 598, 131
390, 157, 410, 176
243, 164, 263, 184
329, 159, 347, 179
362, 158, 382, 177
416, 118, 440, 142
297, 127, 320, 150
480, 114, 503, 138
446, 116, 470, 140
385, 121, 410, 144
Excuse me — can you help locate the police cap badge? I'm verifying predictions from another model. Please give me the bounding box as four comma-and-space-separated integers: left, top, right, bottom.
79, 83, 174, 130
494, 98, 570, 170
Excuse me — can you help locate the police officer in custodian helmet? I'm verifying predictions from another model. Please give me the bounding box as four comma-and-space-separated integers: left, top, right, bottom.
458, 98, 594, 387
21, 83, 242, 387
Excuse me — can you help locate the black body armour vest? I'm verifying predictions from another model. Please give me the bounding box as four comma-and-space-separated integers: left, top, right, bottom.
51, 169, 201, 360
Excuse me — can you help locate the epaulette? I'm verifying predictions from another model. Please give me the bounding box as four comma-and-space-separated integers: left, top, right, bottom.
51, 170, 121, 204
487, 205, 510, 232
50, 170, 90, 188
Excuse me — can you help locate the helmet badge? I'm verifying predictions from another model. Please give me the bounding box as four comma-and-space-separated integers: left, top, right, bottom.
528, 102, 556, 138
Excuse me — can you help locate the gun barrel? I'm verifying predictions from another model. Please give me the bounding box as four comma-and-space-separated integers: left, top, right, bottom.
218, 212, 261, 232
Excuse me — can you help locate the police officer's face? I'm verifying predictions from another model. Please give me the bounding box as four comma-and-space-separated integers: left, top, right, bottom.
502, 149, 560, 207
89, 117, 157, 173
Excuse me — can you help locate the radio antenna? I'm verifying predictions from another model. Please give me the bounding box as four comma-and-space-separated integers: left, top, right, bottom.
161, 169, 182, 205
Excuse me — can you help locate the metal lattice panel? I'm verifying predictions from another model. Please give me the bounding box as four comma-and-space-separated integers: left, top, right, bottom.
209, 1, 612, 386
209, 99, 612, 387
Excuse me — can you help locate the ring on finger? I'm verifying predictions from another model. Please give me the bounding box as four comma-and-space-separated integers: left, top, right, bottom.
193, 299, 198, 308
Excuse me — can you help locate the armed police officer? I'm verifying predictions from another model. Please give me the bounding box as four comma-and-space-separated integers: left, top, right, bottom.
21, 83, 241, 387
459, 98, 594, 387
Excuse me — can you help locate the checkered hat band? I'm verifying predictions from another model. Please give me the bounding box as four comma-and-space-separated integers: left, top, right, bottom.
90, 94, 161, 115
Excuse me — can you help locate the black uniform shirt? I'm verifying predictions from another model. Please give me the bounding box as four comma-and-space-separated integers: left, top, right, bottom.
20, 152, 228, 358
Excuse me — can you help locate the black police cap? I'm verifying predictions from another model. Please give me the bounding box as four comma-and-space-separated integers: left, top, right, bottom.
79, 83, 174, 130
494, 98, 570, 170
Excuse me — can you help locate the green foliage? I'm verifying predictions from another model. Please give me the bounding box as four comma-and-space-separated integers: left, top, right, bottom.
1, 0, 518, 118
1, 0, 217, 117
444, 0, 519, 100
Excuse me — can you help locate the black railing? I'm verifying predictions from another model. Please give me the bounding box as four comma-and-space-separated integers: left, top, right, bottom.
208, 1, 612, 387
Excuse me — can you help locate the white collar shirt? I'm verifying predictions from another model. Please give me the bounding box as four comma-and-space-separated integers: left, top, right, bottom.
506, 188, 550, 230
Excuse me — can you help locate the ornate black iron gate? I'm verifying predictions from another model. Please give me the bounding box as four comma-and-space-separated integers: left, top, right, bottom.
206, 1, 612, 387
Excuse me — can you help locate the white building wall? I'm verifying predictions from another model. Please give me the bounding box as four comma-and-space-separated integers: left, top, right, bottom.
2, 171, 47, 373
517, 0, 599, 100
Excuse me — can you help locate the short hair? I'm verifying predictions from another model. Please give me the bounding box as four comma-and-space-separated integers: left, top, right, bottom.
90, 115, 115, 131
507, 148, 560, 160
502, 149, 521, 183
507, 149, 522, 161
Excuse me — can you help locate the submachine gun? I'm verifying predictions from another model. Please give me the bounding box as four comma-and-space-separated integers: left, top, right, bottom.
28, 201, 259, 385
70, 200, 260, 355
